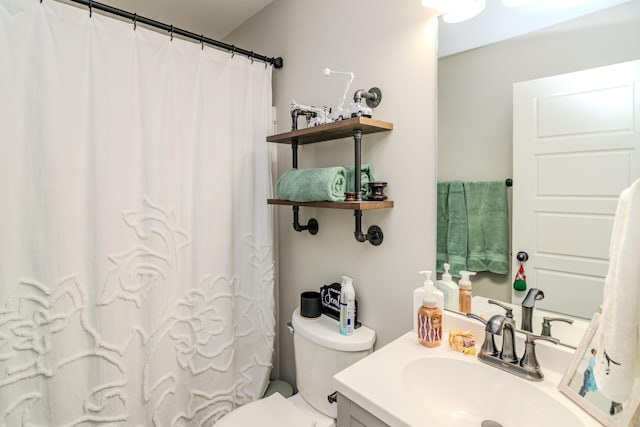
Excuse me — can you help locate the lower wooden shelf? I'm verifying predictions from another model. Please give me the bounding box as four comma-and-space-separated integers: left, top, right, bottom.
267, 198, 393, 210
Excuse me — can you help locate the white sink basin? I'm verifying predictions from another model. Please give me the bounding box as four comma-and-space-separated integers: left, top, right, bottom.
402, 356, 583, 427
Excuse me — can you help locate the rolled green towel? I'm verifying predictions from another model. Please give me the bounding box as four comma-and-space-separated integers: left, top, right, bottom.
276, 167, 347, 202
345, 164, 375, 197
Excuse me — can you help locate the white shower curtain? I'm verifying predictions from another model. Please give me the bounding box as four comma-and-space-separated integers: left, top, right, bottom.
0, 0, 275, 425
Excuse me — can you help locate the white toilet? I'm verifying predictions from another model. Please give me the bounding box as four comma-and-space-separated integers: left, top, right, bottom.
216, 307, 376, 427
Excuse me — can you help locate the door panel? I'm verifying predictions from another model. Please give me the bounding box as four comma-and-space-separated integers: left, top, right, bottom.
512, 60, 640, 320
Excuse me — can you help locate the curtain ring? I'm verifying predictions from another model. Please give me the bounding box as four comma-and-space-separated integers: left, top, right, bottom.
250, 51, 254, 64
200, 34, 205, 50
169, 25, 174, 41
88, 0, 92, 17
133, 13, 137, 30
230, 46, 235, 58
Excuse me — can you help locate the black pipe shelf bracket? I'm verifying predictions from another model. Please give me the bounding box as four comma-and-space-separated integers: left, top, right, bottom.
266, 117, 394, 246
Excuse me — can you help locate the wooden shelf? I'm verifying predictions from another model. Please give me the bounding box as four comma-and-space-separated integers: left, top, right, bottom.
267, 116, 393, 245
268, 198, 394, 210
267, 117, 393, 145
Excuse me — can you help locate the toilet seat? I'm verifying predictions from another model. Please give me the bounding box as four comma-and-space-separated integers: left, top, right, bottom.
215, 392, 321, 427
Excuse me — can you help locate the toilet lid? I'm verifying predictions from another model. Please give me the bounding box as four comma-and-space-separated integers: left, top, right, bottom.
215, 393, 317, 427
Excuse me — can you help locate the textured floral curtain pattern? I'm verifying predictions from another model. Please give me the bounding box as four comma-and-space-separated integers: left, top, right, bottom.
0, 0, 274, 425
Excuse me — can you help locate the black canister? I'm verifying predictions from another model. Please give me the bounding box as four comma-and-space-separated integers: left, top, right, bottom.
300, 291, 322, 318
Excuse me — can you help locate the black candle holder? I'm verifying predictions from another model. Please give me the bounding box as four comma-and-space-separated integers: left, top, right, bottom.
367, 181, 388, 201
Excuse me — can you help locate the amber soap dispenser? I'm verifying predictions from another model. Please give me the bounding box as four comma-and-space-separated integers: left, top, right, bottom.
458, 270, 476, 314
417, 290, 442, 348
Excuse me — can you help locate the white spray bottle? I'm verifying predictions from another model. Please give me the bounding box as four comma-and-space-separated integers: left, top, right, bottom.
339, 275, 356, 336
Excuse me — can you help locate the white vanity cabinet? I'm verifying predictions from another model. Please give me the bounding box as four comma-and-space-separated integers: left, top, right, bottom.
337, 393, 389, 427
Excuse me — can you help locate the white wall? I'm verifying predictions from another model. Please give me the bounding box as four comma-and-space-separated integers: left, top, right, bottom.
226, 0, 438, 388
437, 1, 640, 302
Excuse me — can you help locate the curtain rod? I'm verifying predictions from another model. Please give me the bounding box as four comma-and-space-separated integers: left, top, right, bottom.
61, 0, 283, 69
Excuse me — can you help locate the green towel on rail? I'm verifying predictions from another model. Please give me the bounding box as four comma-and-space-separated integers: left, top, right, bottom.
463, 181, 509, 274
345, 164, 375, 197
436, 181, 468, 277
275, 167, 347, 202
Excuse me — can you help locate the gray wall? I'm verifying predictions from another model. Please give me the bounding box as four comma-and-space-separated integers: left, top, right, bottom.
437, 1, 640, 302
227, 0, 438, 388
227, 0, 640, 390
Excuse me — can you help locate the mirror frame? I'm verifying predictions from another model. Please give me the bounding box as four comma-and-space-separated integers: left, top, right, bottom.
559, 311, 640, 426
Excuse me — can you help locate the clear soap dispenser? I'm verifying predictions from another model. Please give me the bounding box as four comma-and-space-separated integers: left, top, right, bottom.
420, 270, 444, 313
435, 263, 459, 310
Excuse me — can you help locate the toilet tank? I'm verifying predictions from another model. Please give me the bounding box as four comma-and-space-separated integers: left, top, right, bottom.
291, 307, 375, 419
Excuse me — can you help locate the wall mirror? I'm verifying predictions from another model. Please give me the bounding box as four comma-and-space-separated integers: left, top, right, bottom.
436, 0, 640, 347
559, 312, 640, 426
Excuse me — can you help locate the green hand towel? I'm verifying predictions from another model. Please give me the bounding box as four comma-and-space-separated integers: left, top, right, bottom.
345, 164, 375, 197
463, 181, 509, 274
436, 182, 451, 272
437, 181, 468, 277
275, 167, 347, 202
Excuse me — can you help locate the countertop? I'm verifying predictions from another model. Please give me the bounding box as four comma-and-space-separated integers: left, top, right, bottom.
333, 310, 600, 427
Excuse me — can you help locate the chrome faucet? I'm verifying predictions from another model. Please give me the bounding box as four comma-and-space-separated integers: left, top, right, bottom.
466, 313, 499, 356
467, 313, 559, 381
521, 288, 544, 332
499, 317, 519, 363
482, 314, 518, 364
487, 300, 517, 363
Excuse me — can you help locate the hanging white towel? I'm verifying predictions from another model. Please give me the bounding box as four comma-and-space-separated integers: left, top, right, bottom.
594, 178, 640, 403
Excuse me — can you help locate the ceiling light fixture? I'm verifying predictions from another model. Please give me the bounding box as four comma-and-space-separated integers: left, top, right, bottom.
442, 0, 486, 23
502, 0, 539, 6
421, 0, 474, 15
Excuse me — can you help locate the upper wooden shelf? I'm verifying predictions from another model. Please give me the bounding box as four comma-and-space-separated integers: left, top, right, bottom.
267, 117, 393, 145
267, 199, 394, 210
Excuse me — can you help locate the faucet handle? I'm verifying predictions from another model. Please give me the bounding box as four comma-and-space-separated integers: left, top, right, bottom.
466, 312, 487, 325
541, 316, 574, 337
519, 331, 559, 376
522, 331, 560, 345
488, 299, 514, 319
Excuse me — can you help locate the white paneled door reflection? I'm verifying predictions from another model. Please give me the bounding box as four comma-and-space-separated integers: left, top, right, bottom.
512, 60, 640, 319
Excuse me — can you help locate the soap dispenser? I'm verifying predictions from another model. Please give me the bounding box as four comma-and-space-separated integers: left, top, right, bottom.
413, 271, 443, 333
458, 270, 476, 314
435, 263, 459, 311
417, 289, 442, 348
